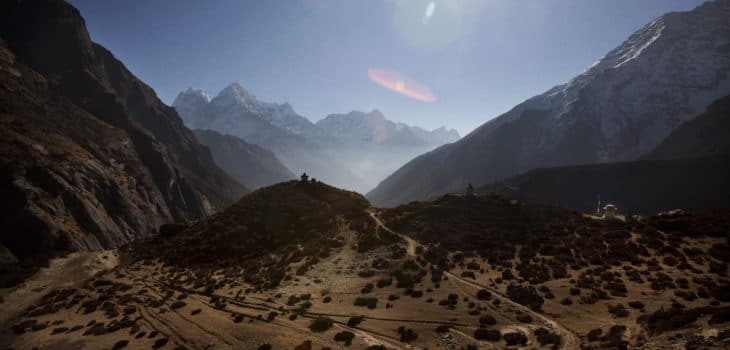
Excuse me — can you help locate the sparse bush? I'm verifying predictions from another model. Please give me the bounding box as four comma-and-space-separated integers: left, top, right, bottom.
347, 316, 364, 327
358, 270, 375, 278
534, 327, 562, 347
474, 328, 500, 341
334, 330, 355, 345
309, 317, 334, 332
354, 297, 378, 309
503, 331, 528, 346
506, 284, 544, 311
397, 326, 418, 343
516, 314, 532, 323
628, 301, 644, 309
476, 289, 491, 300
479, 315, 496, 325
461, 271, 476, 279
586, 328, 602, 341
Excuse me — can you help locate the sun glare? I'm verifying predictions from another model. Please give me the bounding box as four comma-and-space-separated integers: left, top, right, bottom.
368, 68, 437, 102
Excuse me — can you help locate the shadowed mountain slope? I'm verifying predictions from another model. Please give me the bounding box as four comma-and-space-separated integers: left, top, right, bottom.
0, 0, 245, 269
193, 129, 295, 190
478, 94, 730, 214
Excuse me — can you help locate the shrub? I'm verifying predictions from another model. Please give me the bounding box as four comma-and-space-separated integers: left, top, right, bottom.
476, 289, 491, 300
354, 297, 378, 309
503, 331, 528, 346
435, 325, 450, 333
309, 317, 334, 332
397, 326, 418, 343
473, 328, 501, 341
586, 328, 602, 341
516, 314, 532, 323
347, 316, 364, 327
376, 278, 392, 288
506, 284, 544, 311
534, 327, 562, 346
461, 271, 476, 279
479, 315, 496, 325
628, 301, 644, 309
608, 304, 629, 318
334, 331, 355, 345
358, 270, 375, 278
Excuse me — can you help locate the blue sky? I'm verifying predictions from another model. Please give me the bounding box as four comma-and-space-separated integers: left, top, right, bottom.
69, 0, 705, 135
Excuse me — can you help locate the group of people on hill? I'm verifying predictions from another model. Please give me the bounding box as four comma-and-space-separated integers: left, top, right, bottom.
300, 172, 317, 184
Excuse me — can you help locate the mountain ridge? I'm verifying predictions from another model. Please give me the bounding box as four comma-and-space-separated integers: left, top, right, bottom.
368, 0, 730, 207
173, 83, 459, 192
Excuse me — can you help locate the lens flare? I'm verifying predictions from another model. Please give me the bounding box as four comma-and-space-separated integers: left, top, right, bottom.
423, 1, 436, 24
368, 68, 436, 103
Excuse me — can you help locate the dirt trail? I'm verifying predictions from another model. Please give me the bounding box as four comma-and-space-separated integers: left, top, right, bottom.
444, 271, 580, 349
369, 210, 579, 349
369, 210, 417, 257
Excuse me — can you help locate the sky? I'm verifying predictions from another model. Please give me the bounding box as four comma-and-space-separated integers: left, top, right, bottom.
68, 0, 705, 135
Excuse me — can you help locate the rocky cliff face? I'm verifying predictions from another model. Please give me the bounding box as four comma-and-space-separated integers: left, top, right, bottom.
0, 0, 246, 264
368, 0, 730, 207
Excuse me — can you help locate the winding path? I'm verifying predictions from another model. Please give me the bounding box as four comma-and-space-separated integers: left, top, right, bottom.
369, 210, 580, 350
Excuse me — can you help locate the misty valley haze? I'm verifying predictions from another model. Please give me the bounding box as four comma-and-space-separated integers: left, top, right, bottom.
173, 83, 459, 192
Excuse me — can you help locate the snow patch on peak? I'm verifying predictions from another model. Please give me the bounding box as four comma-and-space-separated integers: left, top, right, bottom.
179, 87, 212, 102
218, 82, 256, 102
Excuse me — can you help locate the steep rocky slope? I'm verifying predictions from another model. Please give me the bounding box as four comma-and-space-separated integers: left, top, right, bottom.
368, 0, 730, 207
0, 0, 245, 269
192, 129, 294, 189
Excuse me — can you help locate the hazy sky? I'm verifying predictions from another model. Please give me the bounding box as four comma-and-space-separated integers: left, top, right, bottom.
69, 0, 705, 135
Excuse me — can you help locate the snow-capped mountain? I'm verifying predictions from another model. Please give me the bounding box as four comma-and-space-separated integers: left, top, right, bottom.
173, 83, 459, 192
368, 0, 730, 207
172, 88, 211, 130
310, 110, 459, 147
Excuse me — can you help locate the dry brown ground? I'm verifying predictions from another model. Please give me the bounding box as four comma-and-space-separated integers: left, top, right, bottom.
1, 213, 729, 350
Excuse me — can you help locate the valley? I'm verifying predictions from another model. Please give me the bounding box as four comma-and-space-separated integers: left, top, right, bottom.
1, 0, 729, 349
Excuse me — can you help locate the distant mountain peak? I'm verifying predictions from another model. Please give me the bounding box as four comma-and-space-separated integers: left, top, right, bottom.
218, 82, 257, 102
180, 87, 212, 101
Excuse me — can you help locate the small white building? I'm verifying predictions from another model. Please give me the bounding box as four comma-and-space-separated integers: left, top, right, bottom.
602, 204, 618, 219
